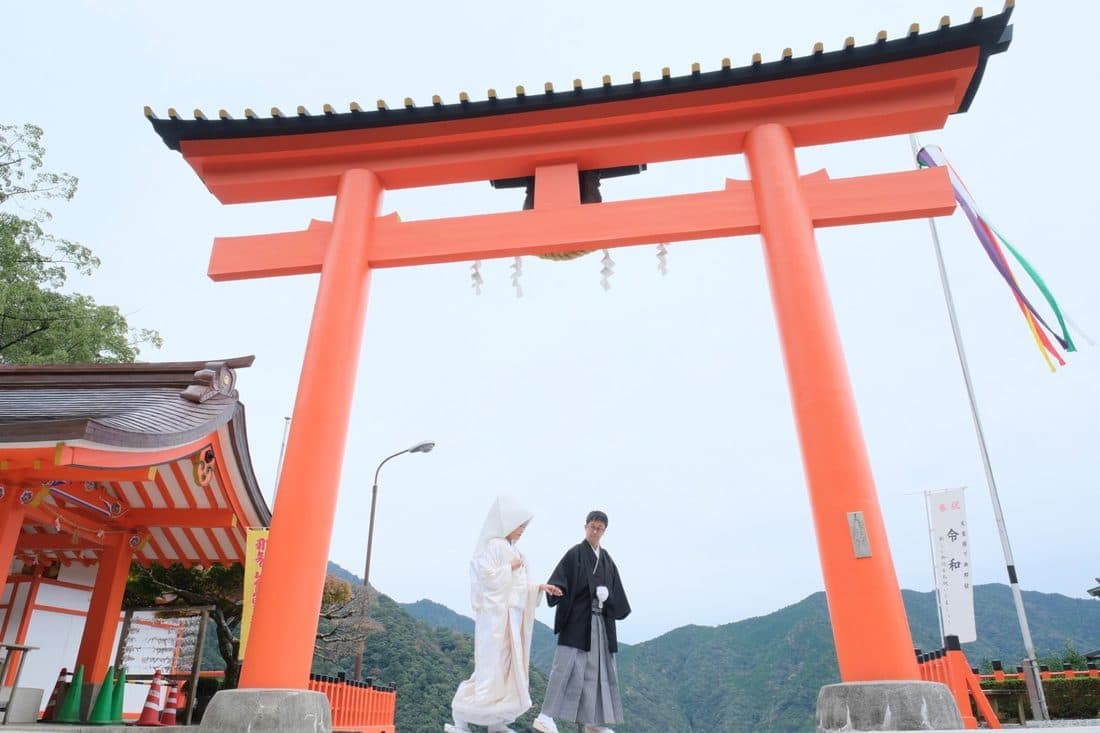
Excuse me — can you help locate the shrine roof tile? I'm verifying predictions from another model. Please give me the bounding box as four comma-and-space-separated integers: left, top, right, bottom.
147, 4, 1013, 151
1, 358, 271, 566
0, 356, 254, 449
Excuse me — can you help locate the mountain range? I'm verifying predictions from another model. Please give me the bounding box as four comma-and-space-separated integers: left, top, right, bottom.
323, 562, 1100, 732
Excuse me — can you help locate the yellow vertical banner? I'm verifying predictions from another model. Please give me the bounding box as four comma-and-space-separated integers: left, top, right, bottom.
239, 528, 269, 660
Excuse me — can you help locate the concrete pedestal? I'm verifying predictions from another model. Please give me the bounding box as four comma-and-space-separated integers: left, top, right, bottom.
817, 681, 963, 732
199, 689, 332, 732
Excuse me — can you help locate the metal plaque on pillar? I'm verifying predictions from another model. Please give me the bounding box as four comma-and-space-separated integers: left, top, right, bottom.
847, 511, 872, 558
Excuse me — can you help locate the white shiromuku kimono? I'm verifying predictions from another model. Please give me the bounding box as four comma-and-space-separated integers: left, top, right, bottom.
450, 497, 541, 729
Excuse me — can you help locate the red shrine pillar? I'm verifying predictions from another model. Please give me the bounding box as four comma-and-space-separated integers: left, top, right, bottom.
239, 169, 382, 689
75, 534, 133, 681
0, 503, 26, 583
744, 123, 919, 682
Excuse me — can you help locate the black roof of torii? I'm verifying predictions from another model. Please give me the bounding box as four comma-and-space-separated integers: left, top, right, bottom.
147, 4, 1013, 152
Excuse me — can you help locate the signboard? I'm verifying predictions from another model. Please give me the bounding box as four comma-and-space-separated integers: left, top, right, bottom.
926, 487, 976, 643
118, 612, 199, 674
239, 528, 269, 660
114, 605, 210, 726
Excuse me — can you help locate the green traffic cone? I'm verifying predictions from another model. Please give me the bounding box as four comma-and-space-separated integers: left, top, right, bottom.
87, 665, 115, 724
54, 664, 84, 723
111, 667, 126, 723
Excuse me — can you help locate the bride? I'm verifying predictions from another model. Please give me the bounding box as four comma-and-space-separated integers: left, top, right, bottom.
445, 496, 562, 733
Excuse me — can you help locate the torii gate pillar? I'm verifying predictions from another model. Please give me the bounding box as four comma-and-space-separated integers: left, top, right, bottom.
746, 124, 917, 682
239, 169, 381, 683
744, 126, 963, 729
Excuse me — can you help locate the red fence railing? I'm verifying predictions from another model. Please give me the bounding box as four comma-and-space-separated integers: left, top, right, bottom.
915, 637, 1002, 730
308, 673, 396, 733
977, 660, 1100, 683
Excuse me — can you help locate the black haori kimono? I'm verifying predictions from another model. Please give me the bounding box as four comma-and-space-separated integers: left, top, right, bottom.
541, 541, 631, 727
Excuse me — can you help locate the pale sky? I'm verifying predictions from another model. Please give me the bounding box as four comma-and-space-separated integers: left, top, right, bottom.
4, 1, 1097, 644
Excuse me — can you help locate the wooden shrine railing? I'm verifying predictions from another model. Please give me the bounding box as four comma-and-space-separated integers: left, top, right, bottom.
979, 660, 1100, 682
915, 637, 1001, 730
308, 673, 396, 733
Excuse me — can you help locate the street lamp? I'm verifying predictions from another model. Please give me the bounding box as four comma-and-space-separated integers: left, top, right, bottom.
352, 440, 435, 680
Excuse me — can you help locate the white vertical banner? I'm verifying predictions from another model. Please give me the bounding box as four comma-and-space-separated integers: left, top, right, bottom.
926, 487, 977, 643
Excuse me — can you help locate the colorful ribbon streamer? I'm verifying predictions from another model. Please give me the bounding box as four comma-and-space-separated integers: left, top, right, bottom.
917, 145, 1076, 371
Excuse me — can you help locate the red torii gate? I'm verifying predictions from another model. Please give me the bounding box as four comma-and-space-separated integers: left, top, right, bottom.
148, 4, 1012, 695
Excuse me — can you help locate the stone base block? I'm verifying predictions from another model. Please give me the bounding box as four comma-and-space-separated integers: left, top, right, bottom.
200, 689, 332, 732
816, 681, 963, 732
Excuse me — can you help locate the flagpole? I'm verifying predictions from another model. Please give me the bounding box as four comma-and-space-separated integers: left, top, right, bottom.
273, 416, 292, 501
909, 134, 1049, 720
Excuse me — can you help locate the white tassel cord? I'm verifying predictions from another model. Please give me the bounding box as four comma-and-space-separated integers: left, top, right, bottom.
599, 249, 615, 291
656, 243, 668, 276
510, 256, 524, 298
470, 260, 483, 295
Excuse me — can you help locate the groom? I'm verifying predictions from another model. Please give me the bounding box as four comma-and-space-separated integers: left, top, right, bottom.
534, 510, 631, 733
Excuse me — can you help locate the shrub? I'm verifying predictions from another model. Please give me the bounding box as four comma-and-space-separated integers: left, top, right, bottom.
981, 678, 1100, 720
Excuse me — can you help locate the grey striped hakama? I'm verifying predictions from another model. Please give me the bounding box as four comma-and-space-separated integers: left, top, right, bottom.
540, 613, 624, 726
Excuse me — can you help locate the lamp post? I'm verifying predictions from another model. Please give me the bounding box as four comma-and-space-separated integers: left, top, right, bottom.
351, 440, 435, 680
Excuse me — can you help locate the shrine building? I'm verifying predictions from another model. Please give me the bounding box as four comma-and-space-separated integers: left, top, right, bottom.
0, 357, 270, 720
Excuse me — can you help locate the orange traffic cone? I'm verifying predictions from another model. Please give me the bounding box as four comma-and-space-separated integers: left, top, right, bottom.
39, 667, 67, 721
158, 682, 179, 725
135, 669, 164, 726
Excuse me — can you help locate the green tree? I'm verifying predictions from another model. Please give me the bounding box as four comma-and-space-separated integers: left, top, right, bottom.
0, 122, 160, 363
1039, 642, 1088, 672
313, 578, 383, 669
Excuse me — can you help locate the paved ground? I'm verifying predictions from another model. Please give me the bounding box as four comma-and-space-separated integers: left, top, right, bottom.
904, 727, 1100, 732
1008, 725, 1100, 730
0, 721, 190, 726
20, 714, 1098, 730
939, 721, 1100, 730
